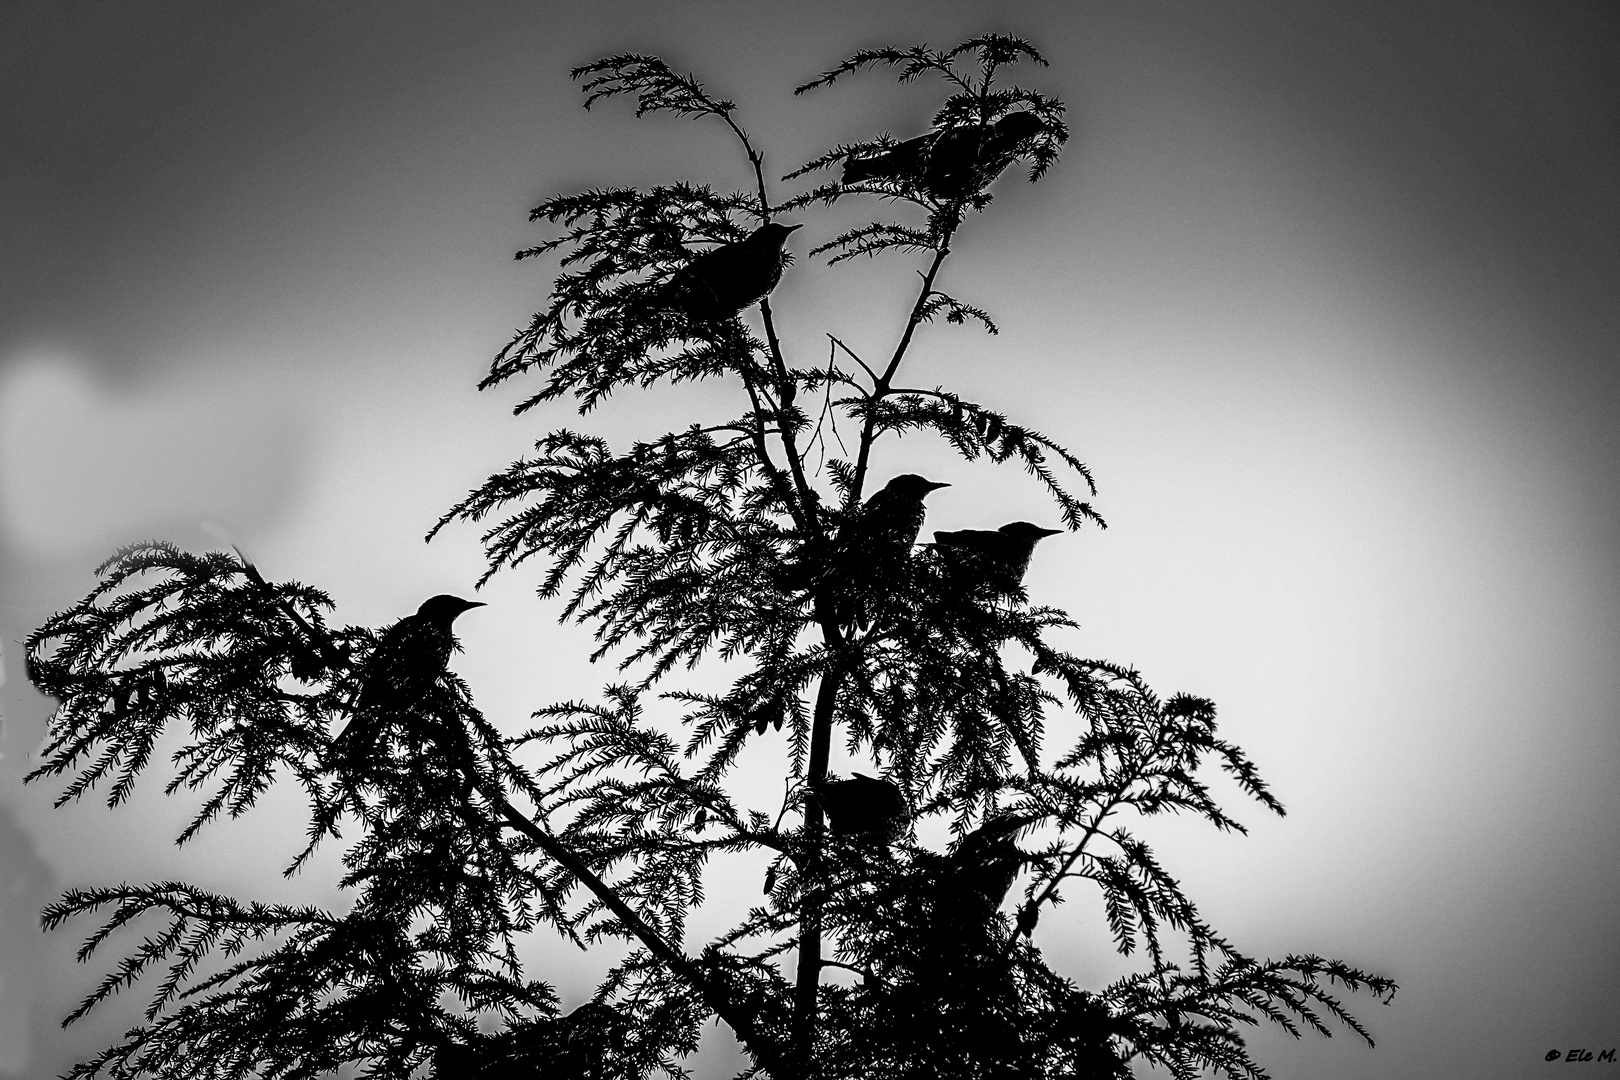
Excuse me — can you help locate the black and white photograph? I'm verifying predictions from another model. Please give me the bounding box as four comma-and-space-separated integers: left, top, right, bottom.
2, 3, 1616, 1078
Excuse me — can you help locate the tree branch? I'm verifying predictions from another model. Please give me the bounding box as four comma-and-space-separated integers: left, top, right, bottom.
850, 234, 954, 499
497, 797, 796, 1079
827, 334, 879, 385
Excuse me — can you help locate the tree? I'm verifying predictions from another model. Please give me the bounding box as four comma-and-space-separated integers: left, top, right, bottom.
24, 34, 1395, 1080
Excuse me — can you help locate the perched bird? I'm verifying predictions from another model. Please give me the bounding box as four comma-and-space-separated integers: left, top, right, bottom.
944, 815, 1033, 914
843, 112, 1047, 201
932, 521, 1061, 595
805, 474, 949, 629
329, 595, 484, 766
433, 1003, 625, 1079
658, 222, 802, 323
810, 772, 911, 842
554, 1000, 629, 1067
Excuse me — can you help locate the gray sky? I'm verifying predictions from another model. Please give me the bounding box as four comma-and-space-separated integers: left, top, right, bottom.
3, 2, 1617, 1077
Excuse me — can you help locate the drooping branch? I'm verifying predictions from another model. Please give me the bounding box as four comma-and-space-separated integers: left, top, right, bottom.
496, 797, 798, 1079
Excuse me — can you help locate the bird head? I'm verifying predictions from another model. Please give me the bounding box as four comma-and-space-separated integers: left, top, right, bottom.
951, 812, 1041, 860
998, 521, 1062, 541
416, 595, 486, 625
883, 474, 950, 499
752, 222, 803, 249
968, 812, 1036, 839
992, 111, 1046, 142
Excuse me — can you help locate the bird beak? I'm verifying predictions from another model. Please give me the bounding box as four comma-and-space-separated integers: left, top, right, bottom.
782, 223, 804, 233
926, 481, 951, 491
1036, 527, 1062, 536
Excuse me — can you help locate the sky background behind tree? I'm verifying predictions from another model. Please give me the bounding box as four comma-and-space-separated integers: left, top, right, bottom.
2, 1, 1616, 1077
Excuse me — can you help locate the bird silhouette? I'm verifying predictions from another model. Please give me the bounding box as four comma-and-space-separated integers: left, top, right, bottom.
843, 112, 1047, 201
797, 474, 949, 629
944, 815, 1033, 914
932, 521, 1061, 595
810, 772, 911, 842
433, 1002, 625, 1079
659, 222, 801, 323
328, 595, 484, 771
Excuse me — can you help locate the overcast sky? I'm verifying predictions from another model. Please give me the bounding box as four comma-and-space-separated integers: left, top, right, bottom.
2, 2, 1617, 1077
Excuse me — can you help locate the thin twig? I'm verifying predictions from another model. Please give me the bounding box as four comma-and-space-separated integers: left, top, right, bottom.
827, 335, 879, 384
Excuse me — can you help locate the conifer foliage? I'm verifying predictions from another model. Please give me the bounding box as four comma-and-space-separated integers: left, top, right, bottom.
25, 34, 1394, 1080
